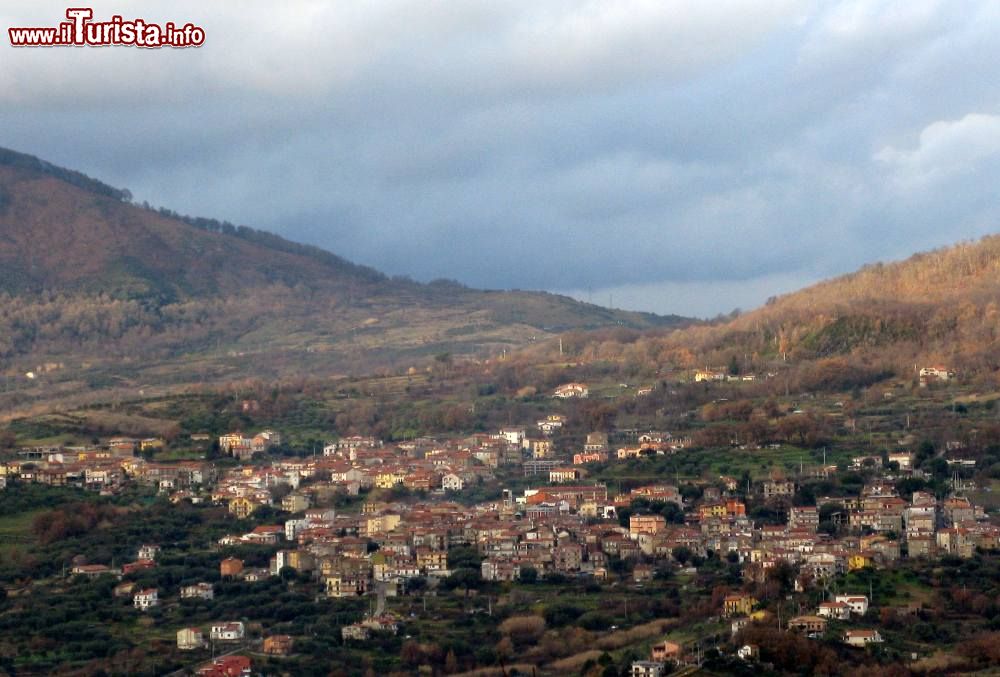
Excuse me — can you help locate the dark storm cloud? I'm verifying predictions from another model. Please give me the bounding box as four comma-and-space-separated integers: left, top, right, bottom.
3, 1, 1000, 316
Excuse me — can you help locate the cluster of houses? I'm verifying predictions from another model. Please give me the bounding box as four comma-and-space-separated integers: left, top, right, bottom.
0, 438, 185, 493
5, 392, 996, 673
217, 430, 282, 461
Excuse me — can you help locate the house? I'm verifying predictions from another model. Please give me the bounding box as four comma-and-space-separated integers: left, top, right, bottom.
181, 582, 215, 600
342, 623, 370, 641
442, 473, 464, 491
789, 506, 819, 531
937, 527, 976, 558
177, 627, 206, 650
817, 601, 851, 620
723, 594, 757, 617
942, 497, 975, 526
631, 661, 666, 677
888, 452, 913, 470
137, 544, 161, 561
121, 559, 156, 576
325, 574, 369, 597
263, 634, 294, 655
848, 552, 876, 571
242, 567, 269, 582
843, 629, 883, 647
71, 564, 117, 578
907, 533, 936, 558
835, 595, 869, 616
498, 427, 527, 446
694, 369, 725, 382
919, 366, 953, 384
244, 525, 284, 545
140, 438, 165, 453
416, 548, 448, 573
532, 439, 554, 458
281, 493, 310, 513
584, 432, 609, 452
218, 433, 249, 454
210, 622, 245, 642
763, 480, 795, 499
553, 383, 589, 399
197, 655, 252, 677
228, 496, 259, 519
220, 557, 244, 577
549, 467, 580, 483
633, 564, 654, 583
573, 451, 608, 464
630, 514, 667, 536
133, 588, 159, 611
737, 645, 759, 661
787, 615, 827, 634
650, 640, 681, 662
482, 557, 521, 582
537, 414, 565, 435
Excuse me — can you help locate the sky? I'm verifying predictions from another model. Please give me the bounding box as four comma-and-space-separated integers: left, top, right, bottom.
3, 1, 1000, 318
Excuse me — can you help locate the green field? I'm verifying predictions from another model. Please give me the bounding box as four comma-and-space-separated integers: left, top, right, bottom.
0, 509, 38, 555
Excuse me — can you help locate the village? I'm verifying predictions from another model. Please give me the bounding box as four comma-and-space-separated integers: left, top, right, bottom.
2, 371, 996, 676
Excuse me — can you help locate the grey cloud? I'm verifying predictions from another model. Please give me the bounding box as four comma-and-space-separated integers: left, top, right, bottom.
3, 1, 1000, 316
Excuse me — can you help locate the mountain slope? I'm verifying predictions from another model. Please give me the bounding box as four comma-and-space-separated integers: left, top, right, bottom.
712, 238, 1000, 367
0, 146, 688, 402
514, 236, 1000, 388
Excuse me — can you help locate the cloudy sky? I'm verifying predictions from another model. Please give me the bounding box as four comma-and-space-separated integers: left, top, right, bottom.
3, 1, 1000, 317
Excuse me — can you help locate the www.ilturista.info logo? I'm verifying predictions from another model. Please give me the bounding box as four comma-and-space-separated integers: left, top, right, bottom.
8, 8, 205, 48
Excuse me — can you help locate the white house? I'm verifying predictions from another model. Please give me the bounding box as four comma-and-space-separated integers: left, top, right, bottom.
817, 601, 851, 620
835, 594, 869, 616
137, 544, 160, 561
210, 621, 245, 642
180, 582, 214, 600
553, 383, 589, 399
498, 427, 526, 446
536, 415, 565, 435
843, 629, 882, 647
133, 588, 159, 610
919, 366, 953, 383
630, 661, 665, 677
442, 473, 464, 491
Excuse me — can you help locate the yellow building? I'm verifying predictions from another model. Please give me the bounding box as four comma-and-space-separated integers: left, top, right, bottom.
140, 438, 165, 452
365, 514, 401, 536
532, 440, 553, 459
374, 471, 406, 489
723, 594, 757, 617
416, 549, 447, 572
848, 552, 875, 571
229, 496, 258, 519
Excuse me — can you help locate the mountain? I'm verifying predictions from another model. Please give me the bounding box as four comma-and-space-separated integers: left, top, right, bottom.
516, 236, 1000, 389
0, 146, 688, 406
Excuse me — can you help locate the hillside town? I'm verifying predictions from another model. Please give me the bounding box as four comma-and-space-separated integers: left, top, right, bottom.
2, 389, 996, 676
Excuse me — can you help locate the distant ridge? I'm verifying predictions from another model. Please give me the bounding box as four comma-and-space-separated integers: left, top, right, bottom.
0, 146, 689, 401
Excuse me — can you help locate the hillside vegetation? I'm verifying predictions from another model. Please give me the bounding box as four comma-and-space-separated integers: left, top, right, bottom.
0, 147, 686, 406
513, 236, 1000, 389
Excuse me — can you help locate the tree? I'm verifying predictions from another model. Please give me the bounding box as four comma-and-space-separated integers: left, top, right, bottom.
672, 546, 692, 566
519, 566, 538, 584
